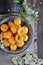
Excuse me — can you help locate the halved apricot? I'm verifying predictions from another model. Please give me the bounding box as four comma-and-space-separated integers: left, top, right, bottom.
10, 44, 17, 51
9, 36, 15, 44
4, 31, 12, 38
23, 35, 28, 41
11, 25, 17, 33
3, 39, 10, 47
18, 26, 28, 36
1, 24, 8, 32
14, 17, 21, 25
18, 27, 26, 36
8, 21, 14, 27
22, 26, 28, 34
15, 34, 23, 43
16, 42, 24, 47
0, 32, 4, 38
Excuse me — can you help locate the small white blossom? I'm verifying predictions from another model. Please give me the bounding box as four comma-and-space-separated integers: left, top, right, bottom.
12, 54, 43, 65
31, 10, 35, 14
36, 12, 38, 15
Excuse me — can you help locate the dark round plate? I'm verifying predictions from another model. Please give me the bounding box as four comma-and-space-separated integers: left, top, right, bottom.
0, 14, 33, 54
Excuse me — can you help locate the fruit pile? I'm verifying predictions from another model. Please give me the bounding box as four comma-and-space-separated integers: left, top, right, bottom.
0, 17, 29, 51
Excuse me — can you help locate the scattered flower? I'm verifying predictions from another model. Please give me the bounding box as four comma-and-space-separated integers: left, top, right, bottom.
12, 54, 43, 65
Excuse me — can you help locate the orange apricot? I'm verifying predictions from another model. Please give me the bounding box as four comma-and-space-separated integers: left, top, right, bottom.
4, 31, 12, 38
15, 34, 23, 43
18, 26, 28, 36
16, 42, 24, 47
10, 44, 17, 51
18, 27, 26, 36
11, 25, 17, 33
1, 24, 8, 32
23, 35, 28, 41
14, 17, 21, 25
0, 32, 4, 38
9, 36, 15, 44
3, 39, 10, 47
22, 26, 28, 34
8, 21, 14, 27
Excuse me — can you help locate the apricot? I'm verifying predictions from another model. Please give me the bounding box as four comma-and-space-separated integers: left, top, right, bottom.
18, 27, 26, 36
3, 39, 10, 47
0, 32, 4, 38
1, 24, 8, 32
14, 17, 21, 25
11, 25, 17, 33
16, 42, 24, 47
18, 26, 28, 36
10, 44, 17, 51
23, 26, 28, 34
4, 31, 12, 38
23, 35, 28, 41
9, 36, 15, 44
8, 21, 14, 27
15, 34, 23, 43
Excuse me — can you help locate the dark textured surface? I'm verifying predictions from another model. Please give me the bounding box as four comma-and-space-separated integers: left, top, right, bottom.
0, 0, 12, 14
37, 0, 43, 58
28, 0, 43, 58
33, 0, 43, 58
32, 0, 43, 59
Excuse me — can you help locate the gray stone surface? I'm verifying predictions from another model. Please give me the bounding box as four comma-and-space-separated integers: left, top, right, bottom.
0, 50, 12, 65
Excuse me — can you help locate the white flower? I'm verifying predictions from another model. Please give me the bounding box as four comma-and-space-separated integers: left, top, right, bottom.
12, 57, 18, 65
28, 11, 32, 15
30, 61, 35, 65
40, 59, 43, 64
11, 54, 42, 65
36, 12, 38, 15
13, 61, 18, 65
31, 10, 35, 14
28, 8, 31, 11
17, 58, 23, 65
35, 12, 39, 17
24, 60, 30, 64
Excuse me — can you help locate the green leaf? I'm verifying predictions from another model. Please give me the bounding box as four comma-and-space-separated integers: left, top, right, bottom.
13, 0, 20, 5
22, 0, 27, 6
13, 0, 22, 6
13, 0, 19, 3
